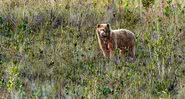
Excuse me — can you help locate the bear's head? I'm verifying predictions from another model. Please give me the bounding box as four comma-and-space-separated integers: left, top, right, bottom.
96, 23, 111, 38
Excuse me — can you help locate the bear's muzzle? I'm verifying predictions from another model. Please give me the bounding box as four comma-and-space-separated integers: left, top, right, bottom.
100, 31, 106, 38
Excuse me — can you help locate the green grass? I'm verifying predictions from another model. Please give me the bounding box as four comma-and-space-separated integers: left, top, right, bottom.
0, 0, 185, 98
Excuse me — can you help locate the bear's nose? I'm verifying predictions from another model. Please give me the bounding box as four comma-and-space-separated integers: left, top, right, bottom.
100, 31, 105, 37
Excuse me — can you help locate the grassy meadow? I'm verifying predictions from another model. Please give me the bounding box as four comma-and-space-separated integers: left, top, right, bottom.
0, 0, 185, 98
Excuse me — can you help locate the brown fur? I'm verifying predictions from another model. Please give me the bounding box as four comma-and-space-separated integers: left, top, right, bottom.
96, 23, 136, 59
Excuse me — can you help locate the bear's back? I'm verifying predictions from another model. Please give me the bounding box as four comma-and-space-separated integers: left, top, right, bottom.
112, 29, 135, 39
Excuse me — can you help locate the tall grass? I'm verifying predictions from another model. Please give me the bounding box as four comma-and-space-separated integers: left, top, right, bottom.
0, 0, 185, 98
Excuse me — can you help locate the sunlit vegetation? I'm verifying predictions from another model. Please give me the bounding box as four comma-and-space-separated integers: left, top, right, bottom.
0, 0, 185, 98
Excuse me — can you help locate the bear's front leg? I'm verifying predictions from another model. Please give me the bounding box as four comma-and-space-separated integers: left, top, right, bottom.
101, 40, 111, 58
107, 42, 114, 58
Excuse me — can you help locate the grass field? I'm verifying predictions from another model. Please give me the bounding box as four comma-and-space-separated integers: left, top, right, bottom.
0, 0, 185, 98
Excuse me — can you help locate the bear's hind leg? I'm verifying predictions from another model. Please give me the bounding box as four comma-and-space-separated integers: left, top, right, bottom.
119, 48, 126, 60
129, 46, 136, 61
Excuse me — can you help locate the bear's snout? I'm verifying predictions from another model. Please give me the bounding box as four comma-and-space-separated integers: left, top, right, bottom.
100, 31, 106, 37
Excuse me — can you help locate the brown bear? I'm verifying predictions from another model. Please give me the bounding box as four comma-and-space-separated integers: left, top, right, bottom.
96, 23, 136, 60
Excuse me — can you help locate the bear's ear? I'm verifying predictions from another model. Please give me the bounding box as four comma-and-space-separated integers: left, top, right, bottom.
107, 23, 110, 28
107, 23, 110, 31
179, 28, 182, 32
96, 24, 100, 28
106, 23, 111, 37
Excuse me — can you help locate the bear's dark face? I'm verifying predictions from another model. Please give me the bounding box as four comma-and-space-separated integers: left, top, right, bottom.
96, 24, 111, 38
